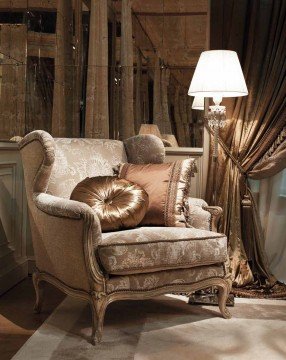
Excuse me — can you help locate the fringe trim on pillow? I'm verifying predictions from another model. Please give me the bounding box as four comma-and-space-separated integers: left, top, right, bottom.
182, 159, 197, 227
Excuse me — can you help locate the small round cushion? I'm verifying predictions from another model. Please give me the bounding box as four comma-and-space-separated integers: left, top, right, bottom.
70, 176, 149, 232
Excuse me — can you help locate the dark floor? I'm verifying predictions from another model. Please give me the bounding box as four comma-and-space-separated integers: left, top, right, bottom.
0, 277, 65, 360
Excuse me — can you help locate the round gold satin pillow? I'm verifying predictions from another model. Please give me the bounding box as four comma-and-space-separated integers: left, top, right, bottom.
70, 176, 149, 232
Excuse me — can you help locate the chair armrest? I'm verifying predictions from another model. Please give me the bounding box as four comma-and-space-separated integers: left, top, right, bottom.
202, 206, 223, 233
33, 193, 105, 292
186, 197, 222, 232
34, 192, 99, 222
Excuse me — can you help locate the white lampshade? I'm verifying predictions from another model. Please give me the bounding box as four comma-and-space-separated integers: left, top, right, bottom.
192, 96, 205, 110
188, 50, 248, 98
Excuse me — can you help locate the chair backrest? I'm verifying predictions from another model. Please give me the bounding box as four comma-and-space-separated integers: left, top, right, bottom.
47, 138, 127, 198
19, 130, 165, 200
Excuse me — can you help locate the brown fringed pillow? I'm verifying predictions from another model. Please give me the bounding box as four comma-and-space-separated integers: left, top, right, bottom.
117, 159, 196, 227
70, 176, 149, 232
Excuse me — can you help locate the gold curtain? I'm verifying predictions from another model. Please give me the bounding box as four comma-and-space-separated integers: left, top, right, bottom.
208, 0, 286, 292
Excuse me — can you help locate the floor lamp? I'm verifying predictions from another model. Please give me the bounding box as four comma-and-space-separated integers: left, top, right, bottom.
188, 50, 248, 203
187, 50, 248, 306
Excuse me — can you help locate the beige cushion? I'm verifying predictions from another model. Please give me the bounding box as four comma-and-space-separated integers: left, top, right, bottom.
98, 227, 227, 275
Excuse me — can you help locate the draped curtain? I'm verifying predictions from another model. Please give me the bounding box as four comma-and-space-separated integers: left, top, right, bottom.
250, 170, 286, 284
208, 0, 286, 295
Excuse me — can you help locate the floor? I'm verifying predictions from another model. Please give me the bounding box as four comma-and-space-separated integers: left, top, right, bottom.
0, 277, 64, 360
1, 278, 286, 360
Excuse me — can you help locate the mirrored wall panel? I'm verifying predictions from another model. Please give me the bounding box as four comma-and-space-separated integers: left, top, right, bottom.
0, 0, 208, 147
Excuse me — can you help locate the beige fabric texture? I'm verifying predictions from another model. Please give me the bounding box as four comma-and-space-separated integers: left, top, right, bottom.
20, 137, 101, 292
106, 264, 225, 293
98, 227, 227, 275
118, 159, 196, 227
48, 138, 128, 198
185, 197, 211, 231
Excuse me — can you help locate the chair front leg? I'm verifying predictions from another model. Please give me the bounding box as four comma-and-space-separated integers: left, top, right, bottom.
90, 293, 108, 345
217, 279, 232, 319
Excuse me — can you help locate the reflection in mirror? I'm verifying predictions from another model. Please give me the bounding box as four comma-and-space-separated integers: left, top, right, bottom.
119, 0, 208, 147
0, 22, 26, 139
0, 0, 207, 148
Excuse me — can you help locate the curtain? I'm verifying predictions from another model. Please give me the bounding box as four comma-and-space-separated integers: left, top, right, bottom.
250, 171, 286, 284
208, 0, 286, 295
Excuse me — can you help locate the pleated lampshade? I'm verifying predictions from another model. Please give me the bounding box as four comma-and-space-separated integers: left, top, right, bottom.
188, 50, 248, 98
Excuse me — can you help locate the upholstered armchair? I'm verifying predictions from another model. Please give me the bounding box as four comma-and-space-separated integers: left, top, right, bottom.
20, 130, 231, 345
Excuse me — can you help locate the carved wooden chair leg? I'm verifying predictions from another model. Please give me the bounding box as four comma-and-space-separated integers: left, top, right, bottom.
90, 296, 108, 345
218, 281, 232, 319
32, 272, 44, 314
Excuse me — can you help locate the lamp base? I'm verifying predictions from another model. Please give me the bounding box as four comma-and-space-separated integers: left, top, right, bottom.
208, 105, 226, 158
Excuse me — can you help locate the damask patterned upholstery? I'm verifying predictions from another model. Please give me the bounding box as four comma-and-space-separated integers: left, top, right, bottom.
106, 263, 226, 293
47, 138, 128, 198
186, 198, 211, 230
98, 227, 227, 275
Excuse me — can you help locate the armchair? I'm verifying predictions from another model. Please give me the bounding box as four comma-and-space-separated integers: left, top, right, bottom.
20, 130, 231, 345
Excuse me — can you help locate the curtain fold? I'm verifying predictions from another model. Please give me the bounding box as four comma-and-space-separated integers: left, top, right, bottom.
251, 171, 286, 283
249, 126, 286, 179
209, 0, 286, 293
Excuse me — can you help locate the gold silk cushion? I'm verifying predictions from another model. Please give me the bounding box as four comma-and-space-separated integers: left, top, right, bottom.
70, 176, 149, 232
118, 159, 196, 227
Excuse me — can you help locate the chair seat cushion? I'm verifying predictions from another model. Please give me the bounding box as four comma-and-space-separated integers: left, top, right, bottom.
98, 227, 227, 275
